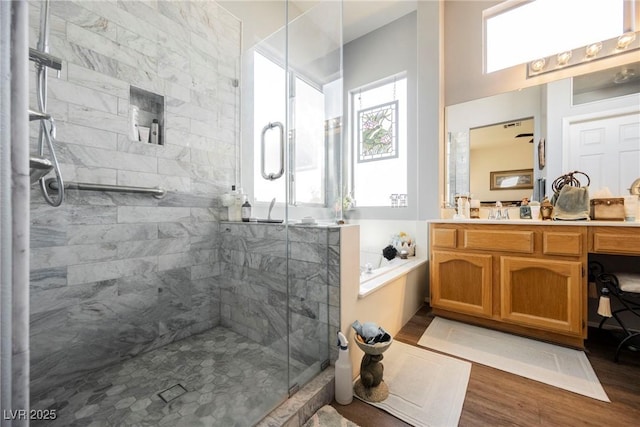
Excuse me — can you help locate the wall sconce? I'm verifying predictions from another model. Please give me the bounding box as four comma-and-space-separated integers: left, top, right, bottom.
527, 30, 640, 78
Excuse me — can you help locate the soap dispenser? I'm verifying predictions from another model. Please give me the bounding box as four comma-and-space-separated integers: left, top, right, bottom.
241, 197, 252, 222
224, 185, 242, 221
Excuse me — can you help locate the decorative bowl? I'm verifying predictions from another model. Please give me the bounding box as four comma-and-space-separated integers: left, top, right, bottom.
354, 335, 393, 355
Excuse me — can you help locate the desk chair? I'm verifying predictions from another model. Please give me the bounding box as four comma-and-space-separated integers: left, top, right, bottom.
596, 271, 640, 362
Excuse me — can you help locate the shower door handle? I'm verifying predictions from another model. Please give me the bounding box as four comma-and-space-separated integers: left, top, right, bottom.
261, 122, 285, 180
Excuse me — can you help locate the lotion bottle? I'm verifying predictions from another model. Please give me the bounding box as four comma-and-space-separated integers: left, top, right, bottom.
130, 105, 140, 141
335, 331, 353, 405
242, 197, 252, 222
150, 119, 159, 145
228, 185, 240, 221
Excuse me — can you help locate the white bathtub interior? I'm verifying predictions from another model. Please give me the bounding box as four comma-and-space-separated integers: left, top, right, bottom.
359, 250, 426, 298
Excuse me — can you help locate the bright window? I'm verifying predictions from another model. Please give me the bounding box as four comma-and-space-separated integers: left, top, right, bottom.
485, 0, 625, 73
351, 74, 407, 207
253, 52, 325, 205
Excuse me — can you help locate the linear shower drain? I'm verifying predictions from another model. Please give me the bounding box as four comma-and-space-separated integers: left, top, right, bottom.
158, 384, 188, 403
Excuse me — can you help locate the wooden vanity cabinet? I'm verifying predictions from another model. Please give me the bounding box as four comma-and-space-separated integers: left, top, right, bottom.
589, 226, 640, 256
431, 250, 493, 317
500, 256, 583, 336
430, 223, 588, 348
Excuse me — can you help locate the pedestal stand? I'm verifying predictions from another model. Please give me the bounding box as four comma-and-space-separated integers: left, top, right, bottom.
353, 336, 393, 402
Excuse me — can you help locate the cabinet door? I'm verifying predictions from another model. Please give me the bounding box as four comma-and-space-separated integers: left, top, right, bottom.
431, 250, 492, 317
500, 256, 582, 335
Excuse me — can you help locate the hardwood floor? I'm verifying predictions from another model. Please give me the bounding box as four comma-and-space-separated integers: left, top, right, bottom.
331, 305, 640, 426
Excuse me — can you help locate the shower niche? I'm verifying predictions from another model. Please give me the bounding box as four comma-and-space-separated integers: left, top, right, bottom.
130, 86, 164, 145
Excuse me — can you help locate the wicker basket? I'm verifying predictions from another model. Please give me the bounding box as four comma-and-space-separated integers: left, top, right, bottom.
590, 198, 625, 221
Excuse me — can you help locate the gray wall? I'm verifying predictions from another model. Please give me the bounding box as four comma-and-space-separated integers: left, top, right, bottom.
343, 4, 442, 221
343, 11, 418, 220
28, 0, 240, 396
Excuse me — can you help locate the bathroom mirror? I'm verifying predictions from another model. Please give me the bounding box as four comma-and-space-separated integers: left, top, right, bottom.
445, 85, 542, 206
445, 61, 640, 207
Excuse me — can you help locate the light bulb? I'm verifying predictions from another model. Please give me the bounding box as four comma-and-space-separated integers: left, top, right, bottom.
585, 42, 602, 58
617, 32, 636, 49
556, 51, 572, 66
530, 58, 546, 72
613, 69, 637, 84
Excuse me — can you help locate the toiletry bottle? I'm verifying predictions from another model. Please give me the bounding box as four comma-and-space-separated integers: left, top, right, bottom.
150, 119, 159, 145
221, 187, 232, 213
242, 197, 252, 222
335, 331, 353, 405
228, 185, 239, 221
233, 188, 244, 222
130, 105, 140, 141
463, 196, 471, 219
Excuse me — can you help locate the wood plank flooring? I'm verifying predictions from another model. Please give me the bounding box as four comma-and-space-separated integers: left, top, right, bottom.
332, 305, 640, 426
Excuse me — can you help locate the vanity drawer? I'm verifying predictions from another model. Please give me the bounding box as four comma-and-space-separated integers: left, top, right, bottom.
543, 232, 583, 256
463, 230, 534, 253
591, 228, 640, 255
432, 228, 457, 248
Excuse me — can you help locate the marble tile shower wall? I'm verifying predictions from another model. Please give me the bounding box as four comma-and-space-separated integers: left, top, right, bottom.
217, 224, 341, 367
27, 1, 240, 396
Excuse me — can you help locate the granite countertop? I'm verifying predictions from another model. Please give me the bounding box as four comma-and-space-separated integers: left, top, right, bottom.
428, 218, 640, 227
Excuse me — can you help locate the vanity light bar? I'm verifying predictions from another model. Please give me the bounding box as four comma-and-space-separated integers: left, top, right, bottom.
526, 30, 640, 78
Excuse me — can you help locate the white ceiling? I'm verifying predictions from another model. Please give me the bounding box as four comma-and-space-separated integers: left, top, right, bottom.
342, 0, 417, 44
218, 0, 417, 47
470, 118, 535, 150
218, 1, 417, 85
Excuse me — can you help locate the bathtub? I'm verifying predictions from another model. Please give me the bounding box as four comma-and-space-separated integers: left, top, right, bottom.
359, 250, 428, 298
339, 225, 428, 379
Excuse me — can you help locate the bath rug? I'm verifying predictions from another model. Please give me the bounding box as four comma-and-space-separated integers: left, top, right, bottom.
303, 405, 360, 427
354, 341, 471, 427
418, 317, 610, 402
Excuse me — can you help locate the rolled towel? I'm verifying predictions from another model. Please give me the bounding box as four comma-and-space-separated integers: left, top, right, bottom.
616, 273, 640, 294
351, 320, 392, 344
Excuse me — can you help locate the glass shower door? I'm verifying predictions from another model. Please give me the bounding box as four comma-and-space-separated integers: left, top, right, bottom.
240, 0, 342, 400
285, 0, 342, 391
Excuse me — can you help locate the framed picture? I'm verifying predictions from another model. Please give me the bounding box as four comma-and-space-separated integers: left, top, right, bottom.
538, 138, 546, 170
490, 169, 534, 190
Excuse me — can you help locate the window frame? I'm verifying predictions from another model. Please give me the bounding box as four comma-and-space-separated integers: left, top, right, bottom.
249, 49, 329, 208
483, 0, 627, 74
346, 72, 416, 219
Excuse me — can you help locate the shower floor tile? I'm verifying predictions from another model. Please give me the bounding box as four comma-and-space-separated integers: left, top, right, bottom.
31, 327, 291, 427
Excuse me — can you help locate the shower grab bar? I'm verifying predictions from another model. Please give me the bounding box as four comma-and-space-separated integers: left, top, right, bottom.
29, 47, 62, 71
46, 178, 167, 199
260, 122, 285, 180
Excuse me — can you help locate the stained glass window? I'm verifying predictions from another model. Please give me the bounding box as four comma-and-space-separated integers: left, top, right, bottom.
357, 100, 398, 162
350, 74, 407, 207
